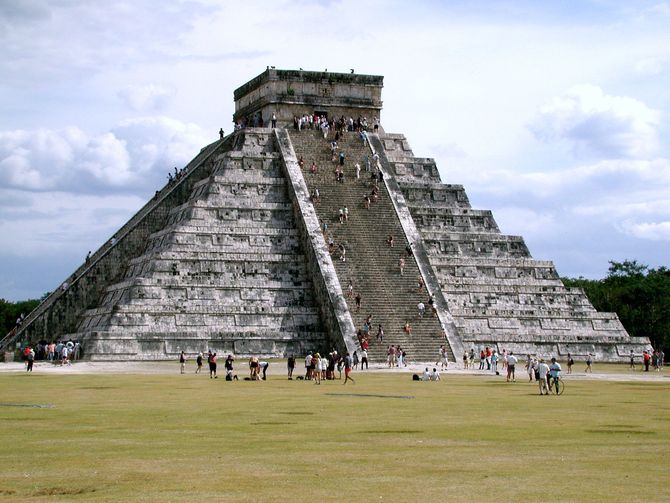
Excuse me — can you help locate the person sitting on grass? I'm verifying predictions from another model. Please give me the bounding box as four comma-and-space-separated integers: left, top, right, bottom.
421, 368, 431, 381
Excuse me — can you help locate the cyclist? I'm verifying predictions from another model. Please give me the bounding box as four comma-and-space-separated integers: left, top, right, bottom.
548, 357, 562, 394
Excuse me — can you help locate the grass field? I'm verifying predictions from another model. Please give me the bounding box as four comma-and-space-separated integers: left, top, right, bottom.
0, 365, 668, 502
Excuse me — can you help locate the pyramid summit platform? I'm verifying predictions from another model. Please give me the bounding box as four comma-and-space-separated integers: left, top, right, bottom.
3, 68, 652, 362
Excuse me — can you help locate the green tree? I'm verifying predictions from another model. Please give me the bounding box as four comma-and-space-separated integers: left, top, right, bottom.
0, 298, 41, 338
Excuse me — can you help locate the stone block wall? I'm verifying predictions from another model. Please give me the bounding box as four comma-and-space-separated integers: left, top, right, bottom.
71, 129, 327, 360
9, 138, 228, 349
372, 133, 651, 361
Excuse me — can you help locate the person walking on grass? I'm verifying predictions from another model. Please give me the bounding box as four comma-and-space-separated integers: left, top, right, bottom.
287, 355, 295, 379
343, 352, 355, 385
506, 352, 517, 382
209, 352, 218, 379
537, 359, 550, 395
436, 345, 448, 370
195, 352, 203, 374
179, 351, 186, 374
585, 353, 593, 373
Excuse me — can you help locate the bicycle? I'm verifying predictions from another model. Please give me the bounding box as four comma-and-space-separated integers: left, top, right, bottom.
549, 376, 565, 395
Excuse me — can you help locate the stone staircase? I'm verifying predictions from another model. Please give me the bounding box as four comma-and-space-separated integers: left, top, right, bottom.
289, 130, 449, 363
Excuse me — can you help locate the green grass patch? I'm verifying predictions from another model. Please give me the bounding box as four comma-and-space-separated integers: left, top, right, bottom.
0, 369, 668, 502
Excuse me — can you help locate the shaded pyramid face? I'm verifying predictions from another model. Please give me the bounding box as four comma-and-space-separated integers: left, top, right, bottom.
77, 131, 325, 359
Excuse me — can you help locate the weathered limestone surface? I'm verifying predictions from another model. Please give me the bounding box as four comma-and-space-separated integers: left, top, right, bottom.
5, 138, 228, 350
71, 130, 328, 359
9, 69, 651, 362
371, 133, 651, 361
234, 68, 383, 128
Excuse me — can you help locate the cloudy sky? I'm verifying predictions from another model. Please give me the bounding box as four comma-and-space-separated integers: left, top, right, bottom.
1, 0, 669, 301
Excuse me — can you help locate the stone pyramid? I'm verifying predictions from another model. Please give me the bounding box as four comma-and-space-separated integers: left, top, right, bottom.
7, 68, 651, 362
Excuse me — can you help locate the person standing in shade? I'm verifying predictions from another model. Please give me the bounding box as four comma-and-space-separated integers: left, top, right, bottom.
312, 353, 321, 385
179, 351, 186, 374
305, 352, 313, 380
271, 113, 277, 129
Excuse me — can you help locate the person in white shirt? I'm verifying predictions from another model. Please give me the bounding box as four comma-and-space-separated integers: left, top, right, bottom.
548, 357, 562, 394
430, 368, 441, 381
421, 368, 431, 381
304, 353, 313, 380
537, 359, 550, 395
507, 352, 517, 382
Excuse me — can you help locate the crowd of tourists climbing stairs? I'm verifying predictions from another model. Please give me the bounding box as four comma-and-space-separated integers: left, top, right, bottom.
289, 129, 451, 363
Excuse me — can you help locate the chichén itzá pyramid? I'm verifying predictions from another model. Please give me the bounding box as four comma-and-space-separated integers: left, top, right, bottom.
2, 68, 652, 362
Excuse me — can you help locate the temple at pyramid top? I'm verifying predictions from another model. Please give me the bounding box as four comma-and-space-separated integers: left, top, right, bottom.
233, 68, 384, 127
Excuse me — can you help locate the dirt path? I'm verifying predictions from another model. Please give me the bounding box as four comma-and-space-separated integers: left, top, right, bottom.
1, 360, 667, 382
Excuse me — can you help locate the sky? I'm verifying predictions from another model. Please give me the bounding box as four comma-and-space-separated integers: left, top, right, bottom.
1, 0, 669, 301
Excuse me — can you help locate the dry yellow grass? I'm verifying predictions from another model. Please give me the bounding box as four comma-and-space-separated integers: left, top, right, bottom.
0, 366, 668, 502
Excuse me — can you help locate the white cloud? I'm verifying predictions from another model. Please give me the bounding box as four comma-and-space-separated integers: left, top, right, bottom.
118, 84, 175, 112
530, 84, 660, 159
619, 220, 670, 241
634, 56, 667, 76
0, 117, 209, 194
